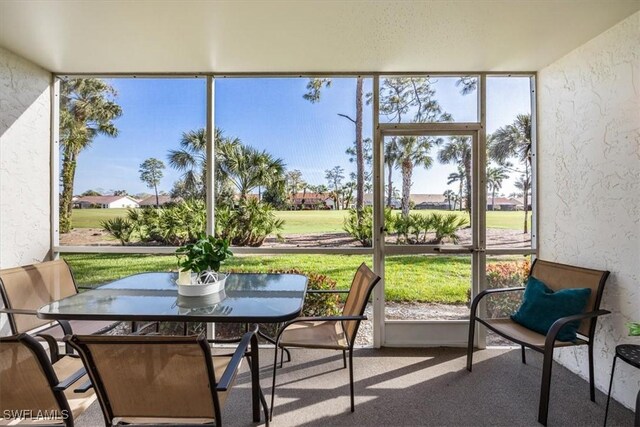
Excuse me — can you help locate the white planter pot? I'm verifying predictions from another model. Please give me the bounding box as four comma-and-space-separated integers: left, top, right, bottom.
177, 271, 228, 297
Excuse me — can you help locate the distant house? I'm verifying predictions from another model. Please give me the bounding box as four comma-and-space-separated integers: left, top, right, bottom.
411, 194, 450, 210
363, 193, 401, 209
290, 192, 334, 210
74, 195, 140, 209
486, 197, 524, 211
138, 195, 182, 207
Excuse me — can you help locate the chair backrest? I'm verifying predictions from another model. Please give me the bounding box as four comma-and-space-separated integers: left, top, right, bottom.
0, 334, 70, 422
0, 260, 78, 333
68, 334, 221, 424
530, 259, 609, 338
341, 263, 381, 345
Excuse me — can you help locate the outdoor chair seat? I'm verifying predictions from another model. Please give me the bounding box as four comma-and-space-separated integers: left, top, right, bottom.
0, 260, 121, 361
0, 334, 97, 426
279, 320, 349, 349
271, 263, 381, 420
67, 326, 268, 426
467, 259, 610, 426
484, 318, 587, 348
87, 354, 237, 426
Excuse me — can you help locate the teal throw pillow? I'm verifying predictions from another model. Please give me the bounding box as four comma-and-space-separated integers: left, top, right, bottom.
511, 276, 591, 342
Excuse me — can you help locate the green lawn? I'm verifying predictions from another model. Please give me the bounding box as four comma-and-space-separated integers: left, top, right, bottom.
63, 253, 522, 304
71, 208, 530, 233
71, 209, 130, 228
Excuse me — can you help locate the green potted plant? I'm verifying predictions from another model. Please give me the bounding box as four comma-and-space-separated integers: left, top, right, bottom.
175, 234, 233, 296
628, 322, 640, 337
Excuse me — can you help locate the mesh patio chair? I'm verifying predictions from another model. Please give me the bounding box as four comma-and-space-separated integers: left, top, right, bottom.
66, 326, 269, 426
270, 263, 380, 420
0, 333, 97, 426
467, 259, 610, 425
0, 260, 121, 361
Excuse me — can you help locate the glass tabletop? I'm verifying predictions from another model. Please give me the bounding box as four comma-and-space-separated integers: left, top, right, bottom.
38, 272, 308, 323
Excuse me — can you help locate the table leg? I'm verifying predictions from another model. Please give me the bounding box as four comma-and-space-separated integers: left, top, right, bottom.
250, 326, 261, 422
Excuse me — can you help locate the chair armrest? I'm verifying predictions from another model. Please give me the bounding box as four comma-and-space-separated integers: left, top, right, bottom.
0, 307, 39, 315
73, 378, 93, 393
469, 287, 526, 317
53, 367, 86, 391
216, 326, 257, 392
545, 309, 611, 348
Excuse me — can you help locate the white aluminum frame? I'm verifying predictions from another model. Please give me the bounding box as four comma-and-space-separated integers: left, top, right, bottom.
51, 72, 537, 348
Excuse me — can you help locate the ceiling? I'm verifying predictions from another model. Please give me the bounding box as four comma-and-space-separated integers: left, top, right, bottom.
0, 0, 638, 74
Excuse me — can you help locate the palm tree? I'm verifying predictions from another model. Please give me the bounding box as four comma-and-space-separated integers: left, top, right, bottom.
59, 78, 122, 233
397, 136, 440, 217
438, 137, 472, 214
217, 143, 285, 200
384, 138, 401, 208
486, 166, 509, 211
443, 189, 456, 210
447, 167, 465, 211
514, 173, 532, 217
451, 193, 461, 211
325, 165, 345, 210
168, 128, 240, 201
489, 114, 532, 232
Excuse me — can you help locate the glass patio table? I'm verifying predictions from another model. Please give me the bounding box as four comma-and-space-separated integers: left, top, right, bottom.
37, 272, 308, 423
37, 272, 308, 324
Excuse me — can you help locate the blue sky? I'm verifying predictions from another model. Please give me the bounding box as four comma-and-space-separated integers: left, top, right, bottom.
72, 76, 531, 197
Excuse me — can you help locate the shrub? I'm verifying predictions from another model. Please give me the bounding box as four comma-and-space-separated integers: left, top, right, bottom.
101, 217, 134, 245
431, 213, 469, 244
393, 213, 412, 243
216, 198, 284, 247
124, 199, 206, 246
485, 259, 530, 317
343, 207, 373, 247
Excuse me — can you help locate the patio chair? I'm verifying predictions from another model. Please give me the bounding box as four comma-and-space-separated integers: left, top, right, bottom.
467, 259, 610, 425
0, 259, 120, 361
0, 333, 97, 426
66, 325, 269, 426
270, 263, 380, 420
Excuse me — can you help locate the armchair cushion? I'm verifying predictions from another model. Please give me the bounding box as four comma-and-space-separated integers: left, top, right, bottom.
511, 276, 591, 342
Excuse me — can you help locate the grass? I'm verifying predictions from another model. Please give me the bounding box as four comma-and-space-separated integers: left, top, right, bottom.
71, 208, 531, 233
62, 253, 525, 304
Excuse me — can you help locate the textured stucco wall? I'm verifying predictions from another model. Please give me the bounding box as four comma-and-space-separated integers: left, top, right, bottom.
0, 46, 51, 269
538, 12, 640, 409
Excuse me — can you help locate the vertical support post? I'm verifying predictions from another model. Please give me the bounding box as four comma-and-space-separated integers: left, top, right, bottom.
476, 74, 487, 349
206, 75, 215, 341
529, 74, 538, 255
372, 75, 385, 349
50, 77, 61, 261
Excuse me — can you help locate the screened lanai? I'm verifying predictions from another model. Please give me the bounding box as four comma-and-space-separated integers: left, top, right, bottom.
0, 1, 638, 426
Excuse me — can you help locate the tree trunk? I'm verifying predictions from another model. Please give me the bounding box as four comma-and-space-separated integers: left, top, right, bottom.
464, 159, 472, 214
387, 163, 394, 208
401, 158, 412, 217
459, 181, 464, 211
523, 187, 529, 234
154, 185, 160, 208
59, 147, 78, 233
355, 78, 364, 219
492, 189, 496, 211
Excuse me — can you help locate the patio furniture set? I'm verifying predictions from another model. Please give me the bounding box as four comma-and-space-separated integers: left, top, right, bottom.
1, 258, 633, 426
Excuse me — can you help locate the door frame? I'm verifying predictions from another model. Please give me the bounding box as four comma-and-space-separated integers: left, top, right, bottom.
373, 127, 483, 347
